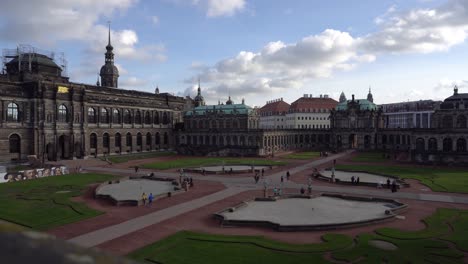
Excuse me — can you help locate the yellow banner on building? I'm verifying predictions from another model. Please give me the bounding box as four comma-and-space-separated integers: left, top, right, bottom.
57, 86, 69, 93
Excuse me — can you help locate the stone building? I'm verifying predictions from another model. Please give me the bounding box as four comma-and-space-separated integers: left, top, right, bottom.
0, 31, 185, 163
178, 94, 261, 156
258, 98, 290, 129
380, 100, 440, 129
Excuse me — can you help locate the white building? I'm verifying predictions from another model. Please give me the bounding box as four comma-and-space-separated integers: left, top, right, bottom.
259, 98, 290, 129
286, 94, 337, 129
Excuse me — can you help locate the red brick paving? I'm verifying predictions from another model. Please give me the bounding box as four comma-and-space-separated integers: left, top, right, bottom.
96, 188, 468, 256
48, 180, 225, 240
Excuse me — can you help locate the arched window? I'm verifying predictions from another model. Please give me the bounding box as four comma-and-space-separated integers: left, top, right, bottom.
442, 115, 453, 128
101, 108, 109, 123
428, 138, 437, 152
115, 133, 121, 147
124, 110, 131, 124
154, 111, 160, 124
9, 134, 20, 153
113, 109, 121, 124
456, 115, 467, 128
7, 103, 19, 122
90, 133, 97, 148
57, 104, 68, 122
162, 112, 168, 124
457, 138, 467, 152
88, 107, 97, 123
135, 111, 142, 124
416, 138, 425, 152
126, 133, 132, 146
144, 111, 151, 124
146, 133, 152, 146
103, 133, 110, 148
155, 132, 160, 145
136, 133, 142, 146
163, 132, 168, 144
443, 138, 452, 152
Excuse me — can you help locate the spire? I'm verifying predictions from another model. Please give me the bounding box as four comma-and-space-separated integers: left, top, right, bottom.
155, 85, 159, 94
106, 21, 113, 51
197, 77, 201, 95
454, 85, 459, 95
96, 74, 100, 86
367, 86, 374, 103
339, 91, 346, 103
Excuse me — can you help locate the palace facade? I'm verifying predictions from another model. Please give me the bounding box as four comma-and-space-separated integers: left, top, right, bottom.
0, 30, 185, 163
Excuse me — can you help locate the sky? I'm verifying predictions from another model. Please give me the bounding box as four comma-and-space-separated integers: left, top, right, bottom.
1, 0, 468, 107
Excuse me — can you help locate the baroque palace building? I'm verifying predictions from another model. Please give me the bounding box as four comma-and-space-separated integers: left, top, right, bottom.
0, 28, 185, 163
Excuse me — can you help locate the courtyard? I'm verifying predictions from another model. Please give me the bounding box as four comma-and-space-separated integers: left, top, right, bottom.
1, 150, 467, 263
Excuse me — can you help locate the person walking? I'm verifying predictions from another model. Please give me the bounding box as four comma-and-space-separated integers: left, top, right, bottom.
280, 176, 284, 183
148, 193, 154, 207
286, 171, 290, 180
141, 192, 147, 206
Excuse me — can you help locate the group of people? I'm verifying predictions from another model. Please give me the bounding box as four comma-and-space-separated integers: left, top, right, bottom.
141, 192, 154, 207
350, 176, 360, 184
387, 178, 399, 193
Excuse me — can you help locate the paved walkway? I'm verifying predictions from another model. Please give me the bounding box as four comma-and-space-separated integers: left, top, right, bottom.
69, 187, 243, 247
71, 150, 468, 248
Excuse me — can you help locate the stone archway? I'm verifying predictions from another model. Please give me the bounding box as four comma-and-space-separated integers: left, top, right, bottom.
58, 135, 71, 159
349, 134, 357, 149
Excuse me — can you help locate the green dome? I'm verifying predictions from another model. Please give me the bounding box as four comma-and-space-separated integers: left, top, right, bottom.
336, 99, 377, 111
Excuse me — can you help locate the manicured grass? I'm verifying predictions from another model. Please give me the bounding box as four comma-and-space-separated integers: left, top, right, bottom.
0, 173, 116, 230
104, 151, 176, 163
350, 152, 388, 163
283, 152, 320, 160
335, 164, 468, 193
128, 231, 350, 264
141, 157, 286, 170
129, 208, 468, 264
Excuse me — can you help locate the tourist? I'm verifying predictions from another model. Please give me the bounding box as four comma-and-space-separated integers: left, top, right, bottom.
351, 176, 355, 184
386, 178, 391, 189
286, 171, 290, 180
300, 186, 305, 195
278, 188, 282, 196
202, 169, 205, 175
135, 166, 139, 173
148, 193, 154, 207
229, 168, 233, 174
308, 185, 312, 194
190, 177, 194, 187
333, 159, 336, 165
273, 187, 278, 196
356, 177, 360, 184
281, 176, 284, 183
261, 168, 264, 177
391, 180, 397, 193
141, 192, 147, 206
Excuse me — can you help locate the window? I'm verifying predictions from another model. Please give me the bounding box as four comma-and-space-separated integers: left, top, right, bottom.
144, 111, 151, 124
124, 110, 131, 124
126, 133, 132, 146
90, 133, 97, 148
101, 108, 109, 123
155, 132, 160, 145
135, 111, 142, 124
88, 107, 97, 123
103, 133, 110, 148
57, 104, 68, 122
154, 111, 160, 124
9, 134, 20, 153
164, 132, 168, 144
7, 103, 19, 122
113, 109, 121, 124
163, 112, 169, 124
137, 133, 142, 146
115, 133, 121, 147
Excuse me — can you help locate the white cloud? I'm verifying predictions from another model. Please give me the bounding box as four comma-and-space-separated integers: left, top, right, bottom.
188, 0, 468, 104
168, 0, 246, 17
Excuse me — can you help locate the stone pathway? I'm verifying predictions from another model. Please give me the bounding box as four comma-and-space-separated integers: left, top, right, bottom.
69, 187, 243, 247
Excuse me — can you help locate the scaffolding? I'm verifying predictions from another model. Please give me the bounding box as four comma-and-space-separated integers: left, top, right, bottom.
1, 44, 68, 77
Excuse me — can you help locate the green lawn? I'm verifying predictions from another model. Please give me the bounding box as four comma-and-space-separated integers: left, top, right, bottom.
283, 152, 320, 160
104, 151, 176, 163
0, 173, 116, 230
129, 208, 468, 264
350, 152, 388, 162
141, 157, 286, 170
335, 164, 468, 193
